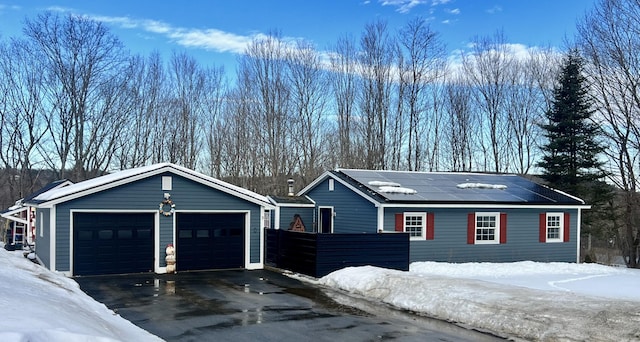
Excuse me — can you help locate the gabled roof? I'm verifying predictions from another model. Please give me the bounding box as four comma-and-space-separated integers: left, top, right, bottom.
302, 169, 586, 206
23, 179, 74, 202
27, 163, 274, 208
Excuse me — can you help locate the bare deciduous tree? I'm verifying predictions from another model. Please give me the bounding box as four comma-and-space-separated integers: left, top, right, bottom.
578, 0, 640, 267
462, 30, 514, 172
23, 12, 128, 181
286, 40, 329, 183
358, 20, 395, 169
397, 17, 447, 171
329, 34, 360, 168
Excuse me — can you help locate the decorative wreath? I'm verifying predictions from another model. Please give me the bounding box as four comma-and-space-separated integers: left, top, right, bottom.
159, 198, 176, 216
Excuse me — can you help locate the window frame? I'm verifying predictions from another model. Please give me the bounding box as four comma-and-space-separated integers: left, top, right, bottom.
474, 212, 500, 245
545, 212, 564, 243
404, 212, 426, 240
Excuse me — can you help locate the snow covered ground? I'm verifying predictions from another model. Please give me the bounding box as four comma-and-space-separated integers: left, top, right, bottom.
2, 244, 640, 342
0, 248, 162, 342
317, 261, 640, 342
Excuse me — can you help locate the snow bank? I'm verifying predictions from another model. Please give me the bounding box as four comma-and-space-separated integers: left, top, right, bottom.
0, 248, 162, 342
319, 263, 640, 341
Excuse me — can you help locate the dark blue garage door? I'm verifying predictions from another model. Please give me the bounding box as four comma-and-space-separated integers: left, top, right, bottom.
73, 212, 154, 276
176, 213, 245, 271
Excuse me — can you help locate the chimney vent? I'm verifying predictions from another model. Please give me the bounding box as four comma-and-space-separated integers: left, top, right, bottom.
287, 179, 295, 196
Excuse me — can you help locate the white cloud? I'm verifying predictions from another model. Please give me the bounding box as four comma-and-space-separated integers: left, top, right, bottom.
0, 4, 20, 11
486, 5, 503, 14
379, 0, 430, 13
447, 8, 460, 15
48, 8, 270, 55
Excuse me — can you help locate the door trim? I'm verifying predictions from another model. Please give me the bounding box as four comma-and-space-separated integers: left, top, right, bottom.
318, 206, 334, 233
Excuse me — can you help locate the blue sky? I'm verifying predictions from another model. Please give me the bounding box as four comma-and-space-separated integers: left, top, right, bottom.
0, 0, 596, 72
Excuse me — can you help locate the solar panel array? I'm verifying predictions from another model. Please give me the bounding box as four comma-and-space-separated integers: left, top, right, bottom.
338, 169, 583, 204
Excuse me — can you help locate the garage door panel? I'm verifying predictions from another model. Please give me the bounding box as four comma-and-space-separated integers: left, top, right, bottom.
177, 213, 244, 271
73, 213, 154, 276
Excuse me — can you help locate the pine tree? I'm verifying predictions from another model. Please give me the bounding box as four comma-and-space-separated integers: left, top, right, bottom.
538, 49, 612, 243
538, 49, 607, 196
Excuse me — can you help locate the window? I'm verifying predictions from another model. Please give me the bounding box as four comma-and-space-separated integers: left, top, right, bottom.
471, 212, 501, 244
404, 213, 426, 240
547, 214, 562, 241
541, 212, 566, 243
328, 179, 334, 191
263, 210, 272, 229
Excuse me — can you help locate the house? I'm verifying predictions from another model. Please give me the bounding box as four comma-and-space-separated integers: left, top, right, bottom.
299, 169, 590, 263
24, 163, 274, 276
2, 179, 74, 249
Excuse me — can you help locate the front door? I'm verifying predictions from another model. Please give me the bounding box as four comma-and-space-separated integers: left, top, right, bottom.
319, 207, 333, 233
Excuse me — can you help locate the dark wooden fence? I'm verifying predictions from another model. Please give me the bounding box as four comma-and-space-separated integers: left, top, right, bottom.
265, 229, 409, 278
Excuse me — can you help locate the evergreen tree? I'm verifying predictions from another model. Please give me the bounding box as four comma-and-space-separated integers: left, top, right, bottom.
538, 49, 607, 196
538, 49, 612, 243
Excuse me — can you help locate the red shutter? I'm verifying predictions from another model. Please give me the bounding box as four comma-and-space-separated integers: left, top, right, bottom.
467, 213, 475, 244
395, 213, 404, 232
426, 213, 435, 240
539, 213, 547, 243
563, 212, 571, 242
499, 213, 507, 244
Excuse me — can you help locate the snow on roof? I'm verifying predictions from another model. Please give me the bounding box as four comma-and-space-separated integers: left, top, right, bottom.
377, 186, 417, 194
334, 169, 586, 205
32, 163, 272, 206
456, 182, 507, 190
368, 180, 401, 187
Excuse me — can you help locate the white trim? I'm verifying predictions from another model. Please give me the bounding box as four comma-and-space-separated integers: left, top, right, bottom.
69, 209, 159, 276
473, 212, 501, 245
298, 172, 380, 207
576, 209, 582, 263
39, 212, 44, 238
377, 206, 384, 232
544, 212, 564, 243
403, 212, 427, 240
30, 164, 275, 210
258, 207, 265, 268
298, 171, 332, 195
49, 208, 56, 271
318, 206, 334, 233
0, 206, 28, 221
380, 203, 590, 210
172, 210, 255, 271
157, 212, 163, 273
274, 206, 281, 230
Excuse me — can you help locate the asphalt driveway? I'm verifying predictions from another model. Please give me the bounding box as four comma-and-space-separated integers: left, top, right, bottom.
76, 269, 503, 341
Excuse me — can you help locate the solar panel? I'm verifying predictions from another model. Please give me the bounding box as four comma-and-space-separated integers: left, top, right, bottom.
338, 169, 583, 204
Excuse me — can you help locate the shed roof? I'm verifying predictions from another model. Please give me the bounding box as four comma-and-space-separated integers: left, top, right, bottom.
323, 169, 585, 205
268, 195, 315, 207
27, 163, 274, 208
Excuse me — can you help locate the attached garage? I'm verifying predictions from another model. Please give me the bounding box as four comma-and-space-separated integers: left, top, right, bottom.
176, 213, 245, 271
73, 212, 155, 276
26, 163, 274, 276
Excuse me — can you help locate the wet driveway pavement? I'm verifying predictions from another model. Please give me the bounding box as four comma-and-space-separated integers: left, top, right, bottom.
76, 269, 504, 341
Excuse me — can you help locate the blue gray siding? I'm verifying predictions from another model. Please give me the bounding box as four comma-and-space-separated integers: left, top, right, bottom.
53, 172, 264, 272
34, 208, 51, 268
306, 177, 377, 233
384, 207, 578, 263
278, 207, 314, 232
